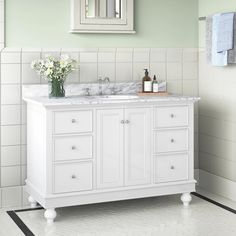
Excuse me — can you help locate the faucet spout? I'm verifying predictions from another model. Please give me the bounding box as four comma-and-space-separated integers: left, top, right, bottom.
98, 77, 110, 95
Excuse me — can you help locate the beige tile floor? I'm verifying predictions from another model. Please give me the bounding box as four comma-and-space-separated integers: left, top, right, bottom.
1, 190, 236, 236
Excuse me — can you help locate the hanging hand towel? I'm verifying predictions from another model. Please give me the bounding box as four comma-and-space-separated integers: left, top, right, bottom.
228, 13, 236, 63
206, 16, 213, 63
212, 14, 228, 66
216, 12, 234, 53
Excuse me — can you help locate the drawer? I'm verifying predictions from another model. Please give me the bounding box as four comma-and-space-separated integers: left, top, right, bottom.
154, 129, 188, 153
54, 162, 93, 193
54, 135, 93, 161
155, 154, 188, 183
54, 110, 93, 134
154, 106, 188, 128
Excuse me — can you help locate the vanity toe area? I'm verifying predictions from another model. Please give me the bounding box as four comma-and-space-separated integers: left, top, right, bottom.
24, 93, 199, 223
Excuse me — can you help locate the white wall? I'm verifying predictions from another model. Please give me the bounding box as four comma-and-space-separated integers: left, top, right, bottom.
198, 1, 236, 201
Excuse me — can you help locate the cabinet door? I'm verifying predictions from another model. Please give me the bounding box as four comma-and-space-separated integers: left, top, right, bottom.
124, 107, 151, 186
96, 109, 124, 189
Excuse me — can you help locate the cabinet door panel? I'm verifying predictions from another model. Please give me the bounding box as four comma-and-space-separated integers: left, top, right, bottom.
125, 107, 151, 186
96, 109, 124, 189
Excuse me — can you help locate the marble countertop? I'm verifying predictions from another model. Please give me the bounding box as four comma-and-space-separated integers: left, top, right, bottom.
23, 94, 200, 107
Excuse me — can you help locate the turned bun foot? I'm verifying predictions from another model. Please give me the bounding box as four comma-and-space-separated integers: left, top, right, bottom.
44, 208, 57, 224
181, 193, 192, 207
28, 196, 37, 208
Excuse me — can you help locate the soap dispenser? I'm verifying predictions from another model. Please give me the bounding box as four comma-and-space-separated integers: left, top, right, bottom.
142, 69, 152, 93
152, 75, 159, 93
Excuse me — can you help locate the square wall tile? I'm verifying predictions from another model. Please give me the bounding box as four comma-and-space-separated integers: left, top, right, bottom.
150, 48, 166, 62
1, 105, 21, 125
21, 104, 27, 124
98, 52, 115, 63
21, 165, 27, 185
0, 22, 4, 43
116, 63, 132, 82
167, 48, 183, 62
22, 64, 40, 84
1, 166, 21, 187
22, 51, 41, 64
66, 69, 80, 83
0, 43, 4, 50
98, 48, 116, 52
98, 63, 115, 81
2, 186, 22, 208
1, 146, 21, 167
21, 145, 27, 165
1, 64, 21, 84
41, 49, 60, 58
80, 63, 98, 83
133, 63, 149, 81
21, 125, 27, 145
1, 125, 21, 146
60, 52, 79, 61
116, 52, 133, 63
183, 49, 198, 62
167, 80, 183, 94
183, 62, 198, 80
80, 52, 97, 63
1, 85, 21, 105
1, 53, 21, 64
0, 2, 4, 22
133, 51, 150, 63
150, 63, 166, 81
167, 63, 182, 80
116, 48, 133, 52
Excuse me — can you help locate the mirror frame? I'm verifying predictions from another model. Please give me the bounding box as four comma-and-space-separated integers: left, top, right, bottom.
70, 0, 135, 34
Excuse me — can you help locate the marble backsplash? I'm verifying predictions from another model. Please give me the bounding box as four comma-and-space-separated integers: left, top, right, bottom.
23, 81, 168, 98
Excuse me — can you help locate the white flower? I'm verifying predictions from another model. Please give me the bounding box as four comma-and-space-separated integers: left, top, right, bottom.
45, 68, 53, 76
45, 61, 54, 68
60, 60, 68, 68
31, 54, 77, 82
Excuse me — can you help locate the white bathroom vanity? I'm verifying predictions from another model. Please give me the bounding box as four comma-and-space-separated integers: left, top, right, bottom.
24, 94, 199, 223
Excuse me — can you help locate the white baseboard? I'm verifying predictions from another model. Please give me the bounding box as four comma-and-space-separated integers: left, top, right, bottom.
197, 169, 236, 202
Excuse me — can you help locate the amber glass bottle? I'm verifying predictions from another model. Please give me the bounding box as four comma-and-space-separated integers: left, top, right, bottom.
142, 69, 152, 92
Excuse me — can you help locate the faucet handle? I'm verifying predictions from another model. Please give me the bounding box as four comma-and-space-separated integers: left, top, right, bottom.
83, 87, 91, 96
110, 87, 117, 95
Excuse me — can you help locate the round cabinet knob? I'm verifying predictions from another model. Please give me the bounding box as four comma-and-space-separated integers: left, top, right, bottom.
170, 114, 175, 118
125, 120, 130, 124
171, 139, 175, 143
121, 120, 125, 124
71, 119, 76, 123
170, 166, 175, 170
71, 146, 76, 150
71, 175, 76, 179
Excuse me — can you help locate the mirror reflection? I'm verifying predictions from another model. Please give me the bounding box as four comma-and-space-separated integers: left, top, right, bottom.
85, 0, 122, 19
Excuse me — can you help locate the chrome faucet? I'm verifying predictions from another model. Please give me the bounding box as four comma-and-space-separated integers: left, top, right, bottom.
98, 77, 110, 95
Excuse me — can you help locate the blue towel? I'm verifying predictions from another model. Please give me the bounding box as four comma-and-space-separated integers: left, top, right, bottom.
212, 14, 228, 66
217, 12, 234, 53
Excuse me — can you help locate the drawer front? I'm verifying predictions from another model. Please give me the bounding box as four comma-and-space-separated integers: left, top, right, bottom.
54, 135, 93, 161
54, 162, 93, 193
54, 110, 93, 134
155, 106, 188, 128
154, 129, 188, 153
155, 154, 188, 183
